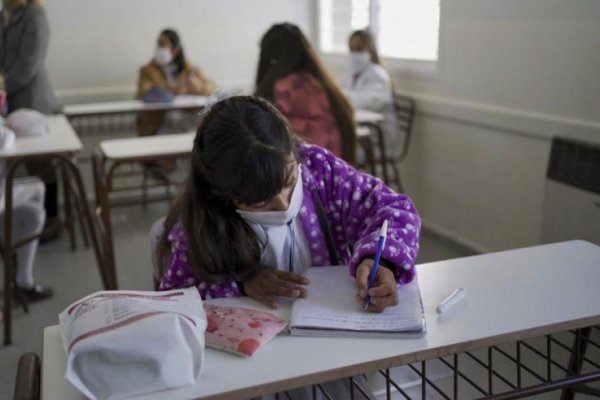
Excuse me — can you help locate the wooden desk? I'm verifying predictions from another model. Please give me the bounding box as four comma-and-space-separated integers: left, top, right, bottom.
41, 241, 600, 399
1, 116, 107, 345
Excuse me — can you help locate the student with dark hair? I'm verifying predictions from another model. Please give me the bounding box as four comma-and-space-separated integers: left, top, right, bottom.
137, 28, 216, 137
157, 96, 420, 313
341, 30, 398, 152
255, 23, 357, 165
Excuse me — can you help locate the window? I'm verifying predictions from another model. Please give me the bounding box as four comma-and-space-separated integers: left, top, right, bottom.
318, 0, 440, 62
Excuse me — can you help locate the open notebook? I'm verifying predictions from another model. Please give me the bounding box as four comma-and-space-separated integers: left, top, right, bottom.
289, 266, 426, 338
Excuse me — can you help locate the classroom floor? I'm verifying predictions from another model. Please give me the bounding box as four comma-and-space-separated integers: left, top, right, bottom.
0, 201, 598, 399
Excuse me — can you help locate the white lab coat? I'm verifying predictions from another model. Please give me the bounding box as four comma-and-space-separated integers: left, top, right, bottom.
341, 63, 399, 156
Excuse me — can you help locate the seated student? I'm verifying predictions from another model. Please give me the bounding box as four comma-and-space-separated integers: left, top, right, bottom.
341, 30, 398, 153
0, 92, 51, 301
157, 96, 420, 313
255, 23, 357, 165
137, 28, 216, 137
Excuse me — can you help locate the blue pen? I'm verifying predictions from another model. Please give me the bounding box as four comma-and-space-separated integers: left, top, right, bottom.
364, 219, 389, 310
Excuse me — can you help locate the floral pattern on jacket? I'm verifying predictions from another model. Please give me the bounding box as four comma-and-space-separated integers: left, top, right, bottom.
160, 144, 421, 299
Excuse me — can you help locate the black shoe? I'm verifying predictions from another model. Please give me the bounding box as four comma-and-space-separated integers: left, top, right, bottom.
16, 283, 54, 302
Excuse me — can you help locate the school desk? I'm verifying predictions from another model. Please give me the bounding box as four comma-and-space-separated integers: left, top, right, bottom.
355, 109, 389, 183
65, 98, 375, 120
91, 110, 386, 290
62, 96, 209, 117
0, 115, 108, 345
62, 95, 208, 137
91, 132, 195, 289
41, 241, 600, 399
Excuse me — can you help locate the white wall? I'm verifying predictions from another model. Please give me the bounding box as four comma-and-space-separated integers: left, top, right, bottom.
321, 0, 600, 252
403, 0, 600, 121
393, 0, 600, 252
45, 0, 599, 252
45, 0, 313, 104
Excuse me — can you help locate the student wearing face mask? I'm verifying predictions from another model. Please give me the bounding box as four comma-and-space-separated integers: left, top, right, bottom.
341, 30, 398, 153
157, 96, 421, 315
137, 28, 216, 137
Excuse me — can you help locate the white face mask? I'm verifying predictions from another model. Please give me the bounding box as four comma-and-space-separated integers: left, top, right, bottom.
237, 166, 303, 227
349, 51, 371, 74
154, 46, 173, 66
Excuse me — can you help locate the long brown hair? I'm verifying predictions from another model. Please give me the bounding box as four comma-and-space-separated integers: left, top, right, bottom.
158, 96, 300, 283
255, 23, 356, 164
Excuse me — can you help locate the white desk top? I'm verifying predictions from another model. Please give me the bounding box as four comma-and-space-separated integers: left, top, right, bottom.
41, 240, 600, 400
0, 115, 82, 159
62, 96, 208, 116
98, 109, 382, 161
99, 132, 195, 160
355, 109, 384, 124
63, 99, 379, 125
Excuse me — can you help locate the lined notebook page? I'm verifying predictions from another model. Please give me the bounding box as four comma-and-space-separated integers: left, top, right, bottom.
290, 266, 425, 338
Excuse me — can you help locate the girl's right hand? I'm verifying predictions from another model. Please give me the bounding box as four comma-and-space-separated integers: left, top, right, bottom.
243, 269, 310, 309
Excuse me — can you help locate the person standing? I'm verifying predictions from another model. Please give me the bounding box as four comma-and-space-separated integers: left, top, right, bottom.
0, 0, 59, 239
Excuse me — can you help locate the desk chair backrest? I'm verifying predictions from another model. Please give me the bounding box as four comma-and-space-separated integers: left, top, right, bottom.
149, 217, 166, 290
14, 352, 41, 400
392, 94, 416, 163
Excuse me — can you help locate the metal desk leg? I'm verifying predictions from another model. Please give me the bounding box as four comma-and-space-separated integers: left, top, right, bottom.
366, 123, 389, 184
357, 134, 377, 176
92, 151, 118, 290
63, 155, 115, 290
4, 158, 21, 345
61, 164, 76, 250
560, 327, 593, 400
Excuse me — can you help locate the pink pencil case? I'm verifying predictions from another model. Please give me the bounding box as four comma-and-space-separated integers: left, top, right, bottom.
204, 304, 288, 356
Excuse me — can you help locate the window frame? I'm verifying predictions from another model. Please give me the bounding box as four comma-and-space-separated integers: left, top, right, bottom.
315, 0, 440, 77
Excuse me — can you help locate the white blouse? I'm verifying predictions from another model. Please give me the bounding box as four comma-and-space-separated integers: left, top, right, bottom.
236, 166, 312, 275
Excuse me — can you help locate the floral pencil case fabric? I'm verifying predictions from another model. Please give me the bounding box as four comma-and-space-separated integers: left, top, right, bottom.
204, 304, 288, 356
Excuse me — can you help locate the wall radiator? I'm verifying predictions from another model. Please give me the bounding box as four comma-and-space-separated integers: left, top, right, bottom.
541, 137, 600, 245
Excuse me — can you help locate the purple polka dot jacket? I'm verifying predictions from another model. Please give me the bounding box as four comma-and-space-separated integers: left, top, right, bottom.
159, 144, 421, 299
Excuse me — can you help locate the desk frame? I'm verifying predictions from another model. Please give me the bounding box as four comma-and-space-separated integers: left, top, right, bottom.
358, 121, 390, 184
208, 325, 600, 400
63, 98, 207, 136
306, 327, 600, 400
40, 241, 600, 399
91, 147, 190, 290
2, 153, 107, 345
